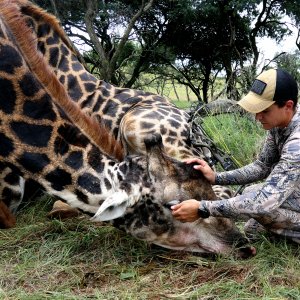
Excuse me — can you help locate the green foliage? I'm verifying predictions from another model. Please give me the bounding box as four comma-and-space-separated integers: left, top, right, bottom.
34, 0, 300, 100
163, 0, 252, 63
275, 50, 300, 82
282, 0, 300, 24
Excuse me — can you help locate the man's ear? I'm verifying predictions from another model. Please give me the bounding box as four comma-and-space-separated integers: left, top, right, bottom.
285, 99, 295, 110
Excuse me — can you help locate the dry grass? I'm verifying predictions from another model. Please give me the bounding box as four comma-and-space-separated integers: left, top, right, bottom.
0, 197, 299, 300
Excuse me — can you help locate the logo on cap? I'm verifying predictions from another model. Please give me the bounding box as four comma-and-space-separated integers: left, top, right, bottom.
250, 79, 267, 95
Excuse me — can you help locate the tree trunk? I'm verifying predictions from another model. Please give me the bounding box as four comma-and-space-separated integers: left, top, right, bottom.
172, 80, 180, 101
84, 0, 154, 83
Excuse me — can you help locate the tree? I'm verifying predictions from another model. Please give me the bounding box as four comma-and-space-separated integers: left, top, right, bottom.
34, 0, 155, 86
275, 50, 300, 81
160, 0, 254, 102
140, 0, 297, 102
281, 0, 300, 51
33, 0, 299, 102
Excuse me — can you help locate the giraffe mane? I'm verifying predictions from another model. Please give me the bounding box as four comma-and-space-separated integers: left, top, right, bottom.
0, 0, 124, 161
16, 0, 87, 67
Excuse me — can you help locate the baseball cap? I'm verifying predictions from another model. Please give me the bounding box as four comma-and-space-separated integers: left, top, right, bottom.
238, 68, 298, 113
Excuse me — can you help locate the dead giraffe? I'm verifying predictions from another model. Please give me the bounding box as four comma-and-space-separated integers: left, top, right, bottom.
0, 0, 256, 257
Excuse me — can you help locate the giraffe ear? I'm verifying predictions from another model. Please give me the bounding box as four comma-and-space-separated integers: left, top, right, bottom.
91, 190, 129, 221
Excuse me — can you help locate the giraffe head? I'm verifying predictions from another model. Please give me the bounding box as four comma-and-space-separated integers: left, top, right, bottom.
93, 134, 255, 258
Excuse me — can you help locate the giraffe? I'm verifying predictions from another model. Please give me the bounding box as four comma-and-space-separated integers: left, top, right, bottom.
0, 0, 256, 257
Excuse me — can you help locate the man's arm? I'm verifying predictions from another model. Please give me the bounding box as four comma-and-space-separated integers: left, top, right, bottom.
204, 132, 300, 219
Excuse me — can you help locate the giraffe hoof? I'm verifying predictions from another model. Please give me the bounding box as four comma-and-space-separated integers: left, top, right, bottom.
47, 200, 81, 219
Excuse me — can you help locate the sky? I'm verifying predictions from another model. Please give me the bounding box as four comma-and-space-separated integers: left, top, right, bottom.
256, 20, 298, 65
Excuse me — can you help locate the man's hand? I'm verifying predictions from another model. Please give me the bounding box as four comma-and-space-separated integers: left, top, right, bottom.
184, 158, 216, 184
171, 199, 200, 222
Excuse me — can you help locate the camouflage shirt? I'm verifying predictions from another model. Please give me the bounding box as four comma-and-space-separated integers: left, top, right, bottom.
203, 105, 300, 236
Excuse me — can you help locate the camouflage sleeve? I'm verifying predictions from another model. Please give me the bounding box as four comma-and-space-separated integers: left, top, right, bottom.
215, 131, 278, 185
203, 131, 300, 219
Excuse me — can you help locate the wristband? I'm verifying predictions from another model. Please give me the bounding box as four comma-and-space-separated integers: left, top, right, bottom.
198, 202, 210, 218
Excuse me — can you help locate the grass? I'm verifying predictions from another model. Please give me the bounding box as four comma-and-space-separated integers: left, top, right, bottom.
142, 78, 199, 104
0, 198, 299, 299
1, 112, 299, 299
201, 113, 266, 168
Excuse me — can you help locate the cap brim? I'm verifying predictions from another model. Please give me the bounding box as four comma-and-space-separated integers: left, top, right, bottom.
238, 91, 275, 113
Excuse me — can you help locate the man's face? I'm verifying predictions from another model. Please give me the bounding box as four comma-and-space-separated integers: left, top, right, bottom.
255, 101, 294, 130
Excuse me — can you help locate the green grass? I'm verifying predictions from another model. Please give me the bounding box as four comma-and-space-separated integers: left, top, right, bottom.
0, 199, 299, 299
201, 113, 266, 167
172, 100, 196, 109
142, 79, 199, 103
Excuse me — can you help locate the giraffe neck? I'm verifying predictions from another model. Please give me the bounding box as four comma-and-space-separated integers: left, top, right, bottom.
2, 0, 124, 160
19, 1, 156, 138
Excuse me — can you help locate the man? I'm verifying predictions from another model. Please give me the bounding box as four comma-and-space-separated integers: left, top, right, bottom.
171, 68, 300, 243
